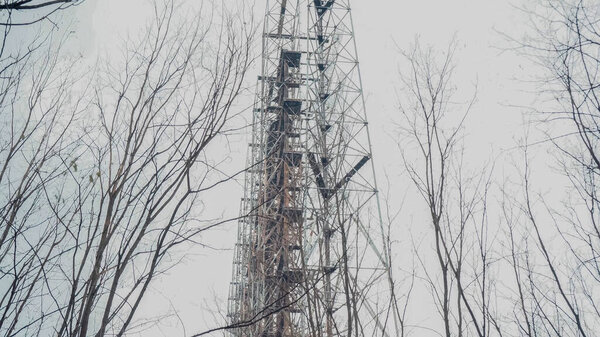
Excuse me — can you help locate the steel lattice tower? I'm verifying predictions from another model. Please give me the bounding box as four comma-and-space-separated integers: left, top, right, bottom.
228, 1, 392, 336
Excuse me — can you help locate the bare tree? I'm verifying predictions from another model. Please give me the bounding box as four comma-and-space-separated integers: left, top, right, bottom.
0, 0, 81, 26
0, 1, 79, 27
0, 1, 255, 336
0, 13, 87, 337
397, 40, 501, 337
0, 0, 75, 10
500, 1, 600, 336
380, 176, 414, 337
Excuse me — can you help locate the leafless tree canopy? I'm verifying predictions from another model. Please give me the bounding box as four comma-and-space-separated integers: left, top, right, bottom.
0, 1, 254, 336
503, 0, 600, 336
0, 0, 81, 26
395, 1, 600, 337
397, 41, 502, 337
0, 0, 74, 10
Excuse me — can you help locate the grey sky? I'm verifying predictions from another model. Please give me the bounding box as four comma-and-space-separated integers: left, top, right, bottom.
55, 0, 544, 335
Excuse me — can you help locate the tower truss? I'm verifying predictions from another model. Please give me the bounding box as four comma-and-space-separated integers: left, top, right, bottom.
228, 1, 392, 336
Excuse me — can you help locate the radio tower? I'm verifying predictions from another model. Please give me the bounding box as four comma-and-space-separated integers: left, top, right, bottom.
228, 1, 393, 336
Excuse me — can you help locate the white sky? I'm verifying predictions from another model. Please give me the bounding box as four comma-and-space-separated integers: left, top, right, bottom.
49, 0, 551, 335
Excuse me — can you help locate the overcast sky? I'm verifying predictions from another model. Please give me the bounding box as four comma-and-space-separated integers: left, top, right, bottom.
49, 0, 547, 335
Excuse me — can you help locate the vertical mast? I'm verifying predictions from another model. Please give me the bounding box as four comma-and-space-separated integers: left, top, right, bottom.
229, 1, 304, 336
229, 1, 392, 336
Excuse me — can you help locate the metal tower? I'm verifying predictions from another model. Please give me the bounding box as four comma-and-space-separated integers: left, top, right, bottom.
228, 1, 391, 336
